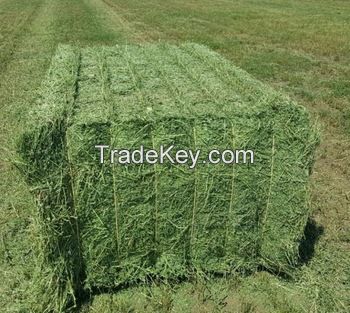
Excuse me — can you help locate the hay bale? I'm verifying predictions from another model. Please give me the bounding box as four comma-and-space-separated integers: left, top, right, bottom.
18, 43, 319, 311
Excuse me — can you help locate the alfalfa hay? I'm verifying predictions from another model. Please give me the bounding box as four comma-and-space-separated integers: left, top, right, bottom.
17, 43, 319, 312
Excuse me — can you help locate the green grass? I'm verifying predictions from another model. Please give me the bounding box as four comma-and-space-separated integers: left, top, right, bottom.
0, 0, 349, 312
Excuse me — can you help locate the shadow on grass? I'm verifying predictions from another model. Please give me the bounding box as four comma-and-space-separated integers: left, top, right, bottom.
299, 218, 324, 265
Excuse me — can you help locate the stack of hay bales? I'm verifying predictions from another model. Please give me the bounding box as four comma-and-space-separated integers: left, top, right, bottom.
18, 43, 319, 312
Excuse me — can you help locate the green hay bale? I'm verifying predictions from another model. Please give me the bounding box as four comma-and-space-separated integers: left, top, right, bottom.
18, 43, 319, 311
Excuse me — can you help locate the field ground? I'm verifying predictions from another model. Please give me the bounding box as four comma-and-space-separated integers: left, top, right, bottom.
0, 0, 349, 312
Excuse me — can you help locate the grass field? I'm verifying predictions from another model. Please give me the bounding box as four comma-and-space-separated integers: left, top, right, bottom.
0, 0, 349, 312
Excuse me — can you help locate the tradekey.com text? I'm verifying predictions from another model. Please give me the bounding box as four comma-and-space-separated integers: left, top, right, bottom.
95, 145, 254, 169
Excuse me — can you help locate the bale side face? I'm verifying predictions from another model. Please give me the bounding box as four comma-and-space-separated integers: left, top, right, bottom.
68, 113, 264, 287
17, 45, 83, 312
